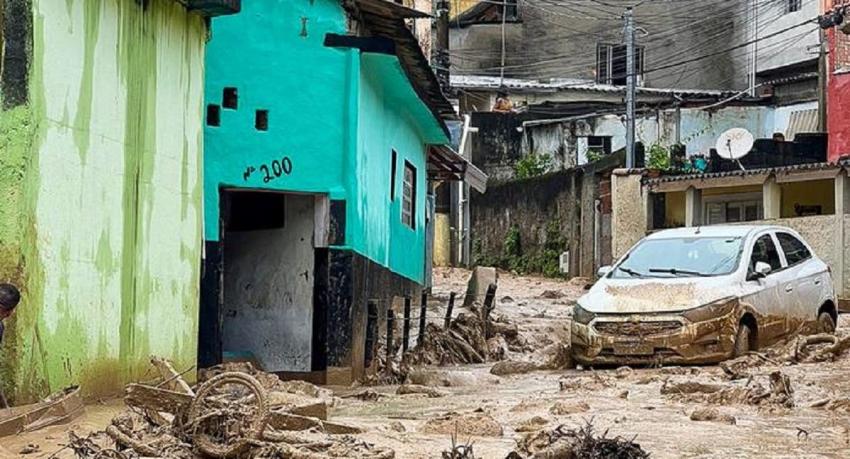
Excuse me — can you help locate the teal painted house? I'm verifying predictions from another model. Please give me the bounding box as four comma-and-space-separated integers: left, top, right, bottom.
200, 0, 480, 383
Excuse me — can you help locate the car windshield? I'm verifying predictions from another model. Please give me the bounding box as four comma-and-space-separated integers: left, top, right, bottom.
610, 236, 744, 278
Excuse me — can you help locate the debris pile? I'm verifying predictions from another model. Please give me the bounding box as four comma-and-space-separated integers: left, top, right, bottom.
65, 358, 393, 458
689, 407, 737, 425
792, 333, 850, 362
512, 421, 650, 458
662, 370, 794, 408
407, 305, 526, 367
441, 432, 476, 459
721, 331, 850, 378
421, 411, 504, 437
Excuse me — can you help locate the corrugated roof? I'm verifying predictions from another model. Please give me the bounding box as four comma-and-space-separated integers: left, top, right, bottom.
451, 75, 740, 99
642, 162, 839, 186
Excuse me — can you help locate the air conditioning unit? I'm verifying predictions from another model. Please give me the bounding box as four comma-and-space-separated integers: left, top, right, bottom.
187, 0, 241, 16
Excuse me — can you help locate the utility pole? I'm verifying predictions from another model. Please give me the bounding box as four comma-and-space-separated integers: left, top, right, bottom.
434, 0, 450, 92
749, 0, 759, 96
624, 7, 635, 169
499, 0, 508, 85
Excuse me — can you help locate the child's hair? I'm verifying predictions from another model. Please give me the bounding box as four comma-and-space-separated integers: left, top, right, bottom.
0, 283, 20, 311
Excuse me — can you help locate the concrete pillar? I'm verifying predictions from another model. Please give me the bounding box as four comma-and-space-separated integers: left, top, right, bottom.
835, 170, 850, 216
763, 176, 781, 220
685, 186, 702, 227
644, 190, 655, 231
835, 170, 848, 299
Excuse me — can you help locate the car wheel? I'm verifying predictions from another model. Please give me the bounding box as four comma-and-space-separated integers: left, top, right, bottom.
733, 323, 752, 357
817, 311, 836, 334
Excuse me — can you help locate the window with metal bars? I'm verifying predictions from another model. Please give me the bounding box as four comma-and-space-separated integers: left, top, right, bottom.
786, 0, 801, 13
596, 43, 644, 85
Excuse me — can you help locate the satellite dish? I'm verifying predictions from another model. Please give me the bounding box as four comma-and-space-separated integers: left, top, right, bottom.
715, 128, 754, 160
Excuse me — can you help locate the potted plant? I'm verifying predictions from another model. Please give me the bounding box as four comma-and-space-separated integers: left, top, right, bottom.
645, 143, 670, 177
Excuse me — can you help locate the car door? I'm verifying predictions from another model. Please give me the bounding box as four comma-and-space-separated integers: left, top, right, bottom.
775, 231, 822, 324
762, 231, 808, 338
742, 232, 786, 344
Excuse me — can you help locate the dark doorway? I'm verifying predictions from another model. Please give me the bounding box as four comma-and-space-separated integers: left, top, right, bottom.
198, 190, 326, 377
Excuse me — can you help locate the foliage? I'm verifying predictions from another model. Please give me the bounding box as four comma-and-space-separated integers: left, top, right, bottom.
585, 149, 603, 164
647, 143, 670, 170
504, 226, 521, 260
515, 153, 552, 179
473, 222, 565, 278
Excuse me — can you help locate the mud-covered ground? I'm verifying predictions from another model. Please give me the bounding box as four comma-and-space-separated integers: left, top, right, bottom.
4, 268, 850, 458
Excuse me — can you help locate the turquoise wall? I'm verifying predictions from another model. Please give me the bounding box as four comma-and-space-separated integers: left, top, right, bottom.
205, 0, 448, 284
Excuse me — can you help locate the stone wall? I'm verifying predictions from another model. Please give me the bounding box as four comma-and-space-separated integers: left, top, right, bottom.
470, 170, 578, 276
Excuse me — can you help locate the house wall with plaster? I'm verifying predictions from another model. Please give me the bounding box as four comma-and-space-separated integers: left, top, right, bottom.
0, 0, 207, 402
610, 168, 850, 303
450, 0, 745, 90
827, 1, 850, 161
202, 0, 449, 384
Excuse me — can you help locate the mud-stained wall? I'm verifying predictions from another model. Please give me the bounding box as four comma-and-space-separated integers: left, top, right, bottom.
469, 170, 578, 275
0, 0, 206, 403
611, 171, 646, 260
222, 195, 315, 373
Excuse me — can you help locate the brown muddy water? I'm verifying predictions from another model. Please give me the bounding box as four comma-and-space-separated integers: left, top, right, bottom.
3, 269, 850, 458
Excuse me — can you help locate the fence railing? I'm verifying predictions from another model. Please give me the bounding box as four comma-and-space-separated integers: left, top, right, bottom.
382, 283, 497, 372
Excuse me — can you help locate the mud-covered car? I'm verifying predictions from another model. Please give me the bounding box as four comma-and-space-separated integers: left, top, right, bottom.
571, 225, 837, 366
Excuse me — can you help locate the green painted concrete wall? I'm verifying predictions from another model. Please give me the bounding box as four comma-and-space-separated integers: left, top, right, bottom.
205, 0, 448, 284
0, 0, 206, 402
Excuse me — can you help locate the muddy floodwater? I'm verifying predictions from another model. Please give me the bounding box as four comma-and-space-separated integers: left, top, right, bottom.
3, 268, 850, 458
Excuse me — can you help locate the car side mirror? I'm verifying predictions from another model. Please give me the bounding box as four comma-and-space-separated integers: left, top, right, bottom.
748, 261, 772, 280
597, 265, 612, 278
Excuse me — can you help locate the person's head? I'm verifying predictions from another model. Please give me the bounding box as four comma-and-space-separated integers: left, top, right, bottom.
0, 283, 20, 319
772, 132, 786, 142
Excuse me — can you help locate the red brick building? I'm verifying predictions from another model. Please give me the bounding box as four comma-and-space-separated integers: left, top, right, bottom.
827, 0, 850, 162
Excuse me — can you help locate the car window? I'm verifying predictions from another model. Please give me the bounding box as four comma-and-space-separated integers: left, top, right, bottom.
611, 236, 743, 278
776, 232, 811, 266
750, 234, 782, 272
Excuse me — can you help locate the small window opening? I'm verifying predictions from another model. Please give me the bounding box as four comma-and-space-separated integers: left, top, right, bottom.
786, 0, 801, 13
402, 161, 416, 229
223, 87, 238, 109
390, 150, 398, 201
255, 110, 269, 131
206, 104, 221, 127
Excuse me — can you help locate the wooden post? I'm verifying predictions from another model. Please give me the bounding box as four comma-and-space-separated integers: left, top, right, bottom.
386, 310, 395, 372
444, 292, 456, 329
482, 283, 497, 338
402, 296, 411, 353
418, 291, 428, 347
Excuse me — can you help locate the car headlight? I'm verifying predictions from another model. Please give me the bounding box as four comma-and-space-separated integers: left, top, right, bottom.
572, 303, 596, 325
681, 297, 737, 323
